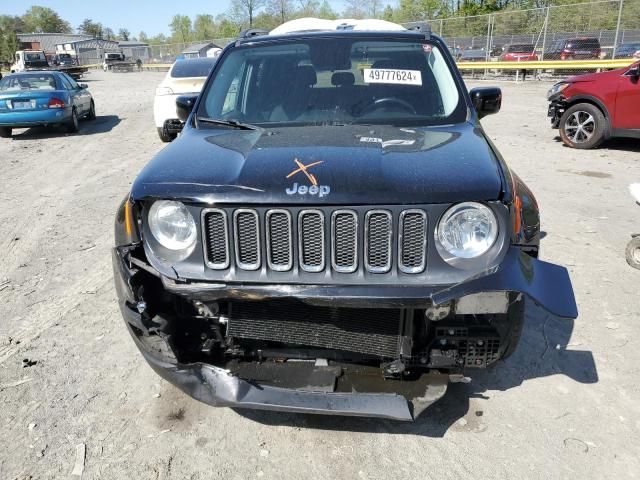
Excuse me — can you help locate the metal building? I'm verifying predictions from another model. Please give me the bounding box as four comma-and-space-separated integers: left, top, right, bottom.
55, 38, 120, 65
118, 40, 151, 62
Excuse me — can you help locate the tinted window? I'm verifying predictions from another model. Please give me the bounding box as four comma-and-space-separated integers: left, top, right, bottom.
506, 44, 535, 52
0, 74, 58, 91
171, 59, 217, 78
567, 39, 600, 49
199, 38, 465, 128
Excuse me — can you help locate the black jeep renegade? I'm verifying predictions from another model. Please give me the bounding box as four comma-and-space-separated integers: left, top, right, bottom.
113, 21, 577, 421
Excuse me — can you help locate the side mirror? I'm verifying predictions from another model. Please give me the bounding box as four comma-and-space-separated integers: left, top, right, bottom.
469, 87, 502, 119
627, 64, 640, 80
176, 95, 198, 122
79, 83, 88, 89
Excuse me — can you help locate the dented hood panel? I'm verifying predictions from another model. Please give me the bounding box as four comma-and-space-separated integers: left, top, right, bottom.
131, 123, 504, 205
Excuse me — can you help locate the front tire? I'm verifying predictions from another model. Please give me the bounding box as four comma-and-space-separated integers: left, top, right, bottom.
157, 127, 176, 143
626, 237, 640, 270
66, 108, 79, 133
559, 103, 606, 149
0, 127, 11, 138
86, 101, 96, 120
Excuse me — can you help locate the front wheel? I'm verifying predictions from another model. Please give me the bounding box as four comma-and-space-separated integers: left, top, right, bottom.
559, 103, 606, 149
626, 237, 640, 270
66, 108, 79, 133
157, 127, 177, 143
0, 127, 12, 138
86, 101, 96, 120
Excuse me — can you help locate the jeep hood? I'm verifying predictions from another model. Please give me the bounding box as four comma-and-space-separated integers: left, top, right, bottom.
131, 123, 504, 205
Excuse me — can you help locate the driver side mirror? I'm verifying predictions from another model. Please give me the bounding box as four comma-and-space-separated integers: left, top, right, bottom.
176, 95, 198, 122
79, 83, 88, 89
627, 64, 640, 81
469, 87, 502, 119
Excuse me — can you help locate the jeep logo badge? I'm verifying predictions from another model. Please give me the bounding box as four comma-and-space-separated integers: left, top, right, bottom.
285, 159, 330, 198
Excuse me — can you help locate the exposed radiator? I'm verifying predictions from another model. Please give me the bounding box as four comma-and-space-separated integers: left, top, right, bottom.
227, 300, 403, 358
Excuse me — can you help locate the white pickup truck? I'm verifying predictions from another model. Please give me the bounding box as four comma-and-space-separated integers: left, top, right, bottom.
10, 50, 49, 72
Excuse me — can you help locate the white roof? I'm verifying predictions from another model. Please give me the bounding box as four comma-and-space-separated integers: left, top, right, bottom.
270, 18, 406, 36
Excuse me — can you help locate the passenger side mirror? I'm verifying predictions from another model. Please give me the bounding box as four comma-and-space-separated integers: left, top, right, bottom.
627, 64, 640, 81
176, 95, 198, 122
79, 83, 88, 89
469, 87, 502, 119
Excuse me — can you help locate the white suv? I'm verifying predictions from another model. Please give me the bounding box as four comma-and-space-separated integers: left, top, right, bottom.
153, 58, 217, 142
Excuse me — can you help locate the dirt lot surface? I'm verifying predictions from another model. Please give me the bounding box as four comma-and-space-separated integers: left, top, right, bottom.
1, 70, 639, 479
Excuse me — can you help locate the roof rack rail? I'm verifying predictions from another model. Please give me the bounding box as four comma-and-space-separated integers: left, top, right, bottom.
238, 28, 270, 39
405, 21, 431, 37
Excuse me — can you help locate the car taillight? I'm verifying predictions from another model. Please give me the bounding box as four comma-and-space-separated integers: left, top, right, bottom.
48, 98, 65, 109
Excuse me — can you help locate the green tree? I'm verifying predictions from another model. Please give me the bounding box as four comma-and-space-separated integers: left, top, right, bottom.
118, 28, 130, 41
138, 31, 149, 42
0, 15, 24, 63
103, 27, 115, 40
230, 0, 267, 28
194, 14, 216, 40
169, 14, 192, 43
267, 0, 295, 23
22, 6, 71, 33
317, 0, 337, 18
78, 18, 103, 38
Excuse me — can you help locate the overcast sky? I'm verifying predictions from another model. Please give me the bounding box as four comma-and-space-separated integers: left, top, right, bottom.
4, 0, 366, 37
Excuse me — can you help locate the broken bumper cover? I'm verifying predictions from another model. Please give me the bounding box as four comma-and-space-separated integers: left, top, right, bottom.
134, 333, 447, 421
113, 246, 577, 420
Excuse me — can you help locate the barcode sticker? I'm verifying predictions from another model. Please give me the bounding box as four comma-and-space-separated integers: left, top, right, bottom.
363, 68, 422, 86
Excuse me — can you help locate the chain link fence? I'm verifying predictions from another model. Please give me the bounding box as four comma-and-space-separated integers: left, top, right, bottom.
147, 38, 235, 64
426, 0, 640, 61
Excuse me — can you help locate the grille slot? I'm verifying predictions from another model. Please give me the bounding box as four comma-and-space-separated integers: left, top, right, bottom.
202, 209, 229, 269
365, 210, 392, 273
233, 209, 261, 270
399, 210, 427, 273
266, 210, 293, 271
228, 300, 402, 357
298, 210, 325, 272
332, 210, 358, 273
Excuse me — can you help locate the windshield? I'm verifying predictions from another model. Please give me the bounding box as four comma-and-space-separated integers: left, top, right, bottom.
0, 74, 58, 91
106, 53, 122, 60
25, 53, 45, 61
198, 37, 465, 128
171, 58, 217, 78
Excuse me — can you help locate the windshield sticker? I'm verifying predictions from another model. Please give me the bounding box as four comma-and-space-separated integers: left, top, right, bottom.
363, 68, 422, 86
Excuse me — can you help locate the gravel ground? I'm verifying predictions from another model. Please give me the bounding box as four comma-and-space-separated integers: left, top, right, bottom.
1, 70, 639, 480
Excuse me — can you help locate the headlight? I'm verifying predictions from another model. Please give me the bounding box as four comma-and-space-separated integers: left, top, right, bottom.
437, 202, 498, 259
148, 200, 197, 251
547, 82, 570, 98
155, 86, 174, 96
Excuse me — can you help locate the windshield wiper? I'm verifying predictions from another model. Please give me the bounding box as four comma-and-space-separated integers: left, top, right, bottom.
196, 117, 258, 130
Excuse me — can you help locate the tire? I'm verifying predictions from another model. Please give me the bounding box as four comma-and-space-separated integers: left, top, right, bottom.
0, 127, 12, 138
626, 237, 640, 270
66, 108, 79, 133
559, 103, 606, 149
86, 101, 96, 120
157, 127, 176, 143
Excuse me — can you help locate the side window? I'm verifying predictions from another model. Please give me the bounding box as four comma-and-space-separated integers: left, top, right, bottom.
60, 76, 73, 90
16, 53, 21, 62
64, 74, 79, 89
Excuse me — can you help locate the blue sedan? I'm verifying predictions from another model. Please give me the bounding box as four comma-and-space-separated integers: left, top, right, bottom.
0, 70, 95, 138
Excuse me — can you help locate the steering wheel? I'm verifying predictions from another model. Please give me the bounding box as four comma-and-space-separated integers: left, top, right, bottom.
357, 97, 417, 116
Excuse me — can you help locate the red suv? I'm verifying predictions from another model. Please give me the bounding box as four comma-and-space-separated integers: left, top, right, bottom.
499, 43, 539, 62
548, 61, 640, 148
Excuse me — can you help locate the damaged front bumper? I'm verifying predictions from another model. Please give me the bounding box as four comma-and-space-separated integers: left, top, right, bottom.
113, 245, 577, 421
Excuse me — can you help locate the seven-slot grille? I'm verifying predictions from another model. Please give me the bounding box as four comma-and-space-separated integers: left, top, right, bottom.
203, 208, 428, 274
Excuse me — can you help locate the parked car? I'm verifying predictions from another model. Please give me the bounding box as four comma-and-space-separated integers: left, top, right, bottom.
103, 52, 136, 72
614, 42, 640, 59
545, 37, 601, 60
10, 49, 49, 72
458, 48, 487, 62
499, 43, 539, 61
548, 60, 640, 148
153, 57, 217, 142
0, 71, 95, 138
113, 18, 577, 421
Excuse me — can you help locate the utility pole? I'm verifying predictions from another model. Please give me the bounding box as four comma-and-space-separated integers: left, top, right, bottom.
541, 6, 550, 61
612, 0, 624, 59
